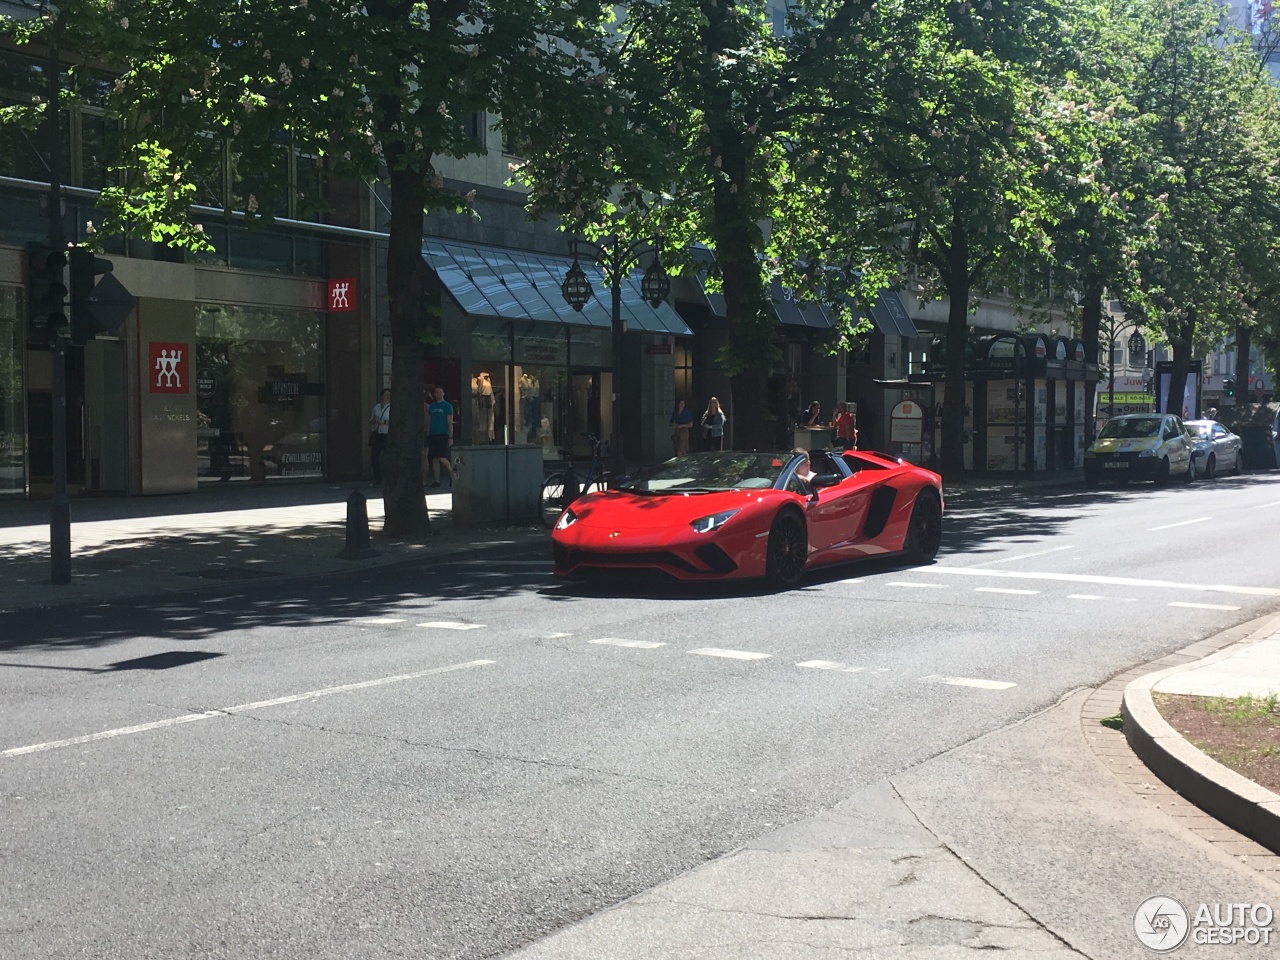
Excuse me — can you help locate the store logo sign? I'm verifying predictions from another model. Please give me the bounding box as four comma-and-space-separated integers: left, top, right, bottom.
328, 278, 356, 312
149, 342, 189, 394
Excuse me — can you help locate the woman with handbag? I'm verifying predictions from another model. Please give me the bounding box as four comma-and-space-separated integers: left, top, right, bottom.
367, 388, 391, 485
701, 397, 727, 451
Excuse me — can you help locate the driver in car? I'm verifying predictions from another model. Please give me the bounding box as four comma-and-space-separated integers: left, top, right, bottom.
792, 448, 817, 494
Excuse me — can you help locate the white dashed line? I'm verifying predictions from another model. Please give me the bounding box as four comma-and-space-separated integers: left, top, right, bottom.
589, 638, 665, 649
973, 546, 1074, 566
1148, 517, 1211, 532
919, 567, 1280, 597
689, 648, 771, 661
1067, 594, 1136, 601
358, 618, 407, 625
546, 632, 573, 639
3, 660, 496, 759
1260, 500, 1280, 509
1168, 601, 1242, 611
921, 675, 1016, 691
888, 581, 948, 589
796, 660, 865, 673
837, 578, 866, 585
417, 621, 486, 631
974, 587, 1040, 596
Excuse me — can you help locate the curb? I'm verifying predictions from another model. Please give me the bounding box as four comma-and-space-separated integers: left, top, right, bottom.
1121, 613, 1280, 856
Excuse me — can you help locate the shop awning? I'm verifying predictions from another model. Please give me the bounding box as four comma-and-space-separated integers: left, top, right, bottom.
422, 239, 693, 336
870, 290, 919, 338
685, 248, 836, 330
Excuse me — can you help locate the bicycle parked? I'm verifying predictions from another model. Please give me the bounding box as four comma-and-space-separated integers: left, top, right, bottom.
541, 435, 610, 528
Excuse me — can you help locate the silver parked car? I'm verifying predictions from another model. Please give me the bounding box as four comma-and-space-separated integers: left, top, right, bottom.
1183, 420, 1243, 479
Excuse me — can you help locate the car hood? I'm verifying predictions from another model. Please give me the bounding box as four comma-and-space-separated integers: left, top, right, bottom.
565, 488, 777, 530
1089, 436, 1161, 454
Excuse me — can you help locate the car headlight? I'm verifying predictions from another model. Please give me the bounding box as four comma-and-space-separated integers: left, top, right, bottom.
689, 509, 740, 534
1136, 448, 1156, 457
554, 507, 578, 531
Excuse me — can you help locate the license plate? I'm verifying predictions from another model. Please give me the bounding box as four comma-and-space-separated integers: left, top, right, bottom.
1103, 461, 1128, 470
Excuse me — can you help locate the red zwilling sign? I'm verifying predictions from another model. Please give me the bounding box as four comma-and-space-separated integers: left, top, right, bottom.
328, 278, 357, 312
148, 342, 189, 394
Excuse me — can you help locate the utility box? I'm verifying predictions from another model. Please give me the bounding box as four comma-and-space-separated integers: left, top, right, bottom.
451, 444, 542, 524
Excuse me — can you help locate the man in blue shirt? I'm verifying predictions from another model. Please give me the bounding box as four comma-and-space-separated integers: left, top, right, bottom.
426, 387, 455, 489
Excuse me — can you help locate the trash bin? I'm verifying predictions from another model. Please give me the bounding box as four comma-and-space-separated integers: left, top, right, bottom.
451, 444, 543, 523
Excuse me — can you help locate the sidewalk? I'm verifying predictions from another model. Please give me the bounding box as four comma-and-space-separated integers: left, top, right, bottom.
0, 482, 548, 613
1123, 613, 1280, 858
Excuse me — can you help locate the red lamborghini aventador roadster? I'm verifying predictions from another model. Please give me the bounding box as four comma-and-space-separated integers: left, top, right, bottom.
550, 449, 943, 588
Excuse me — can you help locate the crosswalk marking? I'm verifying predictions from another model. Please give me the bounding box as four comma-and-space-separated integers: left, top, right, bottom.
921, 675, 1016, 691
589, 638, 665, 649
796, 660, 865, 673
689, 648, 771, 661
417, 621, 486, 631
974, 587, 1040, 596
1168, 601, 1241, 611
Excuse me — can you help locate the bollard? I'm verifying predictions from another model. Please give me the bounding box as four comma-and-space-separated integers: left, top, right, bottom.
337, 490, 381, 560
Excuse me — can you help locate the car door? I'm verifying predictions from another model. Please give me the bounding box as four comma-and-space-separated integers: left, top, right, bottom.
1212, 423, 1237, 470
1166, 417, 1191, 471
802, 456, 865, 560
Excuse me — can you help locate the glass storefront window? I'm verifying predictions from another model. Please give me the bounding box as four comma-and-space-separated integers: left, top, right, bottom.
0, 286, 24, 496
514, 364, 567, 460
196, 305, 325, 481
469, 363, 508, 445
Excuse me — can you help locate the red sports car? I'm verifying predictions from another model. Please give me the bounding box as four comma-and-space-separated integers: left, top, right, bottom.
551, 449, 943, 588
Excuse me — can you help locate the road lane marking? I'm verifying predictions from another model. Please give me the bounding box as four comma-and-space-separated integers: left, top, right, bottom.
921, 675, 1016, 690
589, 638, 665, 649
3, 659, 496, 759
796, 660, 865, 673
973, 546, 1074, 567
546, 632, 573, 639
837, 578, 865, 585
417, 621, 486, 630
888, 581, 948, 589
1068, 594, 1136, 602
358, 618, 407, 625
689, 648, 771, 661
919, 567, 1280, 597
1261, 501, 1280, 509
974, 587, 1040, 596
1148, 517, 1211, 532
1168, 601, 1241, 611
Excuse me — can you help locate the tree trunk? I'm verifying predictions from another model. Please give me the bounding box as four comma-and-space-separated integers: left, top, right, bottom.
1165, 321, 1194, 419
382, 165, 431, 539
1079, 278, 1104, 441
1234, 322, 1251, 410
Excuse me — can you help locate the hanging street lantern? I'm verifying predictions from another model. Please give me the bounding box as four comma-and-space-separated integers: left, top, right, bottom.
1127, 329, 1146, 367
640, 254, 671, 308
561, 257, 592, 312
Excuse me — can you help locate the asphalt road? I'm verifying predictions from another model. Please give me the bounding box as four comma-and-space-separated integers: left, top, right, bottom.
3, 472, 1280, 958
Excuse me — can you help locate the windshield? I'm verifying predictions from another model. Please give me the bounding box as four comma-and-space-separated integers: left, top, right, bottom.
1185, 423, 1212, 438
1098, 416, 1162, 439
618, 451, 794, 493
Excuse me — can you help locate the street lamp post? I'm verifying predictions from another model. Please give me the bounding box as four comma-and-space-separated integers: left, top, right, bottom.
561, 235, 670, 479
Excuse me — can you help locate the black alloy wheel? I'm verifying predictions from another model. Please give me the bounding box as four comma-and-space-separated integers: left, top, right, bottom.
765, 510, 808, 588
904, 490, 943, 563
1233, 450, 1245, 475
1155, 457, 1171, 486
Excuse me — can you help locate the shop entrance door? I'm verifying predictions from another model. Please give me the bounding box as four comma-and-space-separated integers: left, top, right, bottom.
568, 370, 612, 459
82, 340, 129, 492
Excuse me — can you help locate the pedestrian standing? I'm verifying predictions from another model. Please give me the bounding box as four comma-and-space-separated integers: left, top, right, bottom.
669, 399, 694, 456
701, 397, 727, 451
426, 387, 456, 488
367, 388, 391, 485
833, 401, 857, 451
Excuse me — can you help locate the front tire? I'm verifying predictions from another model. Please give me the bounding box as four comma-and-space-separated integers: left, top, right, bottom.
904, 490, 943, 563
1183, 456, 1196, 484
764, 510, 807, 589
1204, 454, 1216, 480
1233, 450, 1245, 475
1154, 457, 1171, 485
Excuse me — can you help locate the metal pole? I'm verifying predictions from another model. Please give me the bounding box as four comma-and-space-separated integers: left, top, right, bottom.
47, 34, 70, 584
610, 254, 624, 479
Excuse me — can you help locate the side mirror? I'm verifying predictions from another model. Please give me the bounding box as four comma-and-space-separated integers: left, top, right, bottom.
809, 473, 840, 500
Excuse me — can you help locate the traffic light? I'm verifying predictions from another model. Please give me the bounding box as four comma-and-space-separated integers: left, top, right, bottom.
1223, 378, 1235, 398
25, 242, 68, 344
69, 248, 136, 345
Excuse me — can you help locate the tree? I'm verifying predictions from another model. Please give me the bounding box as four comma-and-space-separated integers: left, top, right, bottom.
6, 0, 611, 536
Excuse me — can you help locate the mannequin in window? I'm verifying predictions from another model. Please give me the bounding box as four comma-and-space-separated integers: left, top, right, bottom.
519, 372, 540, 439
477, 371, 495, 441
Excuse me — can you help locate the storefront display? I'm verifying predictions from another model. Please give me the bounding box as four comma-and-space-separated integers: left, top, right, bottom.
195, 304, 325, 481
0, 286, 23, 496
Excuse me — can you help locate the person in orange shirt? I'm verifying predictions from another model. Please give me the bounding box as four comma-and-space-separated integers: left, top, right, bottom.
834, 401, 858, 450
